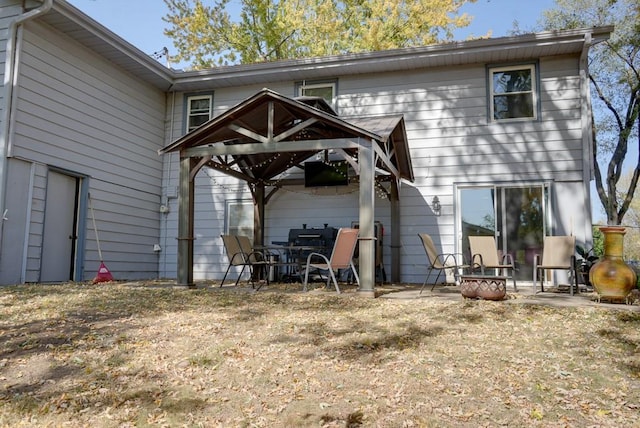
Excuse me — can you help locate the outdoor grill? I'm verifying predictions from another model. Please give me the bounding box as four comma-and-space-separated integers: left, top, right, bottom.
287, 226, 338, 256
268, 226, 338, 282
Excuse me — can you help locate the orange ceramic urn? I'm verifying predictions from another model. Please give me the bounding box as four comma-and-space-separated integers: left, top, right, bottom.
589, 226, 637, 303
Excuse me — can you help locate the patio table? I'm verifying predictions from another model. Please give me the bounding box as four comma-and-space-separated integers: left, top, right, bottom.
256, 243, 328, 282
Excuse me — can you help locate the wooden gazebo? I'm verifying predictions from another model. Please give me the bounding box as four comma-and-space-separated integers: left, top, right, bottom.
159, 88, 414, 296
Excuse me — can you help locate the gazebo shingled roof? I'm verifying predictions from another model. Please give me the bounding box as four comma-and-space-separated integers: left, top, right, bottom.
160, 88, 413, 184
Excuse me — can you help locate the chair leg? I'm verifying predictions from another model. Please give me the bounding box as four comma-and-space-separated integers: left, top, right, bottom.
221, 269, 229, 287
221, 264, 235, 287
235, 265, 248, 287
254, 264, 269, 291
328, 269, 340, 294
420, 266, 436, 294
303, 262, 311, 292
430, 269, 443, 292
350, 262, 360, 287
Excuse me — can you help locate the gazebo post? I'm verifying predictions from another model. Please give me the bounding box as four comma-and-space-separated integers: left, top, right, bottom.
253, 184, 265, 247
390, 179, 401, 283
357, 140, 376, 297
177, 155, 195, 288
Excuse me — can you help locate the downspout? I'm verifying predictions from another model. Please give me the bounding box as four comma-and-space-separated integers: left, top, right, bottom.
579, 32, 594, 245
580, 31, 608, 245
580, 32, 593, 183
0, 0, 53, 248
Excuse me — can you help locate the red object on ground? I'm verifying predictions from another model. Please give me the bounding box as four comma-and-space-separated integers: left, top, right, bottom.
93, 261, 114, 283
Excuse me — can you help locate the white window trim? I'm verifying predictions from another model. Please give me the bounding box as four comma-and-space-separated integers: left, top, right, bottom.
489, 64, 538, 122
186, 94, 213, 133
224, 199, 254, 237
297, 81, 337, 108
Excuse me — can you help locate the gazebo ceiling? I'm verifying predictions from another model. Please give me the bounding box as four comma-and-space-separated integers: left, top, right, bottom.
159, 89, 414, 185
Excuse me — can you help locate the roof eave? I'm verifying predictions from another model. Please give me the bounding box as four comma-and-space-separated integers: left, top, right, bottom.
44, 0, 176, 90
170, 26, 614, 91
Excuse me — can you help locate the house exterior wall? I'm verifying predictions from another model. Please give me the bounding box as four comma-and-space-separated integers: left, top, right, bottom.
0, 19, 166, 284
160, 53, 593, 283
0, 2, 597, 285
0, 2, 22, 125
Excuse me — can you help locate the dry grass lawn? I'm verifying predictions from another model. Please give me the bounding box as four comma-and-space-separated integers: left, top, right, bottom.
0, 281, 639, 427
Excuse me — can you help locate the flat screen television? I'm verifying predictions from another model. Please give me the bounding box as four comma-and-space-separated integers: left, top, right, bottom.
304, 161, 349, 187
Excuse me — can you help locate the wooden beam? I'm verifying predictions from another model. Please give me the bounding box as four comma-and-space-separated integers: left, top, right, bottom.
372, 143, 400, 178
267, 101, 274, 141
335, 148, 360, 174
205, 160, 259, 183
227, 123, 269, 144
183, 138, 362, 157
189, 155, 211, 182
274, 118, 318, 142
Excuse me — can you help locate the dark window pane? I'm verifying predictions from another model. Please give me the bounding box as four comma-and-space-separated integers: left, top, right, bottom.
493, 93, 533, 119
302, 86, 333, 104
188, 114, 209, 130
190, 98, 210, 112
493, 69, 532, 94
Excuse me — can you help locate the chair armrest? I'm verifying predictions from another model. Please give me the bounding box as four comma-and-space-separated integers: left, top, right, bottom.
306, 252, 330, 265
248, 250, 269, 263
502, 253, 515, 267
471, 253, 483, 269
532, 253, 541, 268
230, 251, 247, 264
438, 253, 464, 268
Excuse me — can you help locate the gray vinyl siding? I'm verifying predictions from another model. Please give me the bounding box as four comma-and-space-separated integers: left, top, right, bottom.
0, 2, 22, 141
10, 21, 166, 281
339, 60, 583, 282
161, 54, 587, 283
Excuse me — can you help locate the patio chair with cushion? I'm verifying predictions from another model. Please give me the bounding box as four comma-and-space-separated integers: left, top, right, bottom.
533, 235, 578, 295
303, 228, 359, 294
468, 235, 517, 291
418, 233, 469, 293
221, 235, 270, 289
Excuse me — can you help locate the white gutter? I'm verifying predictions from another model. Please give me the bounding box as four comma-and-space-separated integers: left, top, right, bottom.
0, 0, 53, 246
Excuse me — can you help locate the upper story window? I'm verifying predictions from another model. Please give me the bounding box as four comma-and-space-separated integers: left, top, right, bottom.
296, 80, 337, 109
489, 64, 537, 122
186, 94, 213, 133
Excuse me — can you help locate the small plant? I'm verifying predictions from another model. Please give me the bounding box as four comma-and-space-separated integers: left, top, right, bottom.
576, 245, 599, 286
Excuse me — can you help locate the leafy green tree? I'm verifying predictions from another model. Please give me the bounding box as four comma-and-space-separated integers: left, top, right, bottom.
163, 0, 476, 69
616, 171, 640, 260
541, 0, 639, 225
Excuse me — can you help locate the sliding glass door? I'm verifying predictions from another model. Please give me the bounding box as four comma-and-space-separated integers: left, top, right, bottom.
459, 184, 549, 281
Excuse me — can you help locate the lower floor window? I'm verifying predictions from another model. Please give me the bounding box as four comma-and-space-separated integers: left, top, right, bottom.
225, 200, 254, 238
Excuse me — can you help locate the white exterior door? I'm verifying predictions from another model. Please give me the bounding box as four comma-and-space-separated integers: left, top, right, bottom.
41, 170, 79, 282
